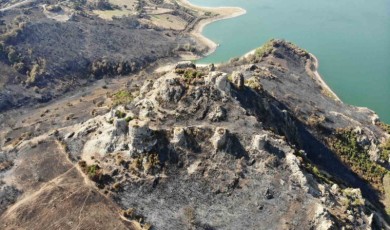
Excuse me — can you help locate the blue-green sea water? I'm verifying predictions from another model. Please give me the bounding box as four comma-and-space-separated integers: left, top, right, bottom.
190, 0, 390, 123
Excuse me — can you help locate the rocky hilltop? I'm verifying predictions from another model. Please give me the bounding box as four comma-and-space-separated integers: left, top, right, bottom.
1, 40, 390, 229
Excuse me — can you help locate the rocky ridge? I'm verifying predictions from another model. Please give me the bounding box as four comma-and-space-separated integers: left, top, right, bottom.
1, 40, 390, 229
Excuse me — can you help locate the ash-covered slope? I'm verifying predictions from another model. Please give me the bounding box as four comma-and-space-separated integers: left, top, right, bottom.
1, 40, 390, 229
0, 0, 200, 112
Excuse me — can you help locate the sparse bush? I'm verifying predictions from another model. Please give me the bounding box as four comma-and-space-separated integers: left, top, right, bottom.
87, 164, 100, 177
245, 77, 262, 91
380, 138, 390, 162
125, 116, 133, 123
327, 129, 387, 191
255, 39, 275, 58
378, 122, 390, 134
115, 110, 127, 119
112, 90, 133, 106
182, 69, 203, 79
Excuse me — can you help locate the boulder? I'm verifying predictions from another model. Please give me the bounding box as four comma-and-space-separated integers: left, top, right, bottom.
135, 99, 155, 119
154, 77, 185, 103
211, 127, 228, 151
215, 73, 231, 94
172, 127, 186, 146
313, 205, 336, 230
175, 61, 196, 70
208, 106, 227, 122
251, 134, 268, 150
232, 71, 244, 90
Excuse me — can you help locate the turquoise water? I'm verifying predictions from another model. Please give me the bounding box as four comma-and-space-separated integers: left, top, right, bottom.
190, 0, 390, 123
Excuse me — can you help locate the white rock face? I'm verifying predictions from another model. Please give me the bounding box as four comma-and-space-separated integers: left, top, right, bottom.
313, 205, 335, 230
139, 79, 154, 97
211, 127, 228, 151
285, 151, 309, 193
82, 117, 126, 156
135, 99, 155, 119
153, 77, 184, 103
215, 73, 231, 94
204, 71, 222, 85
251, 134, 268, 150
172, 127, 186, 146
330, 184, 340, 195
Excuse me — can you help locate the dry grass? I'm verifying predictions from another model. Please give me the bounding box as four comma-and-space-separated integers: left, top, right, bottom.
149, 14, 187, 30
93, 9, 133, 20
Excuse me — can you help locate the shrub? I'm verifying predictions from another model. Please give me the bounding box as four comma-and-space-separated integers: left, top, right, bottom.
87, 164, 100, 177
115, 110, 127, 119
125, 116, 133, 123
327, 129, 387, 191
245, 77, 262, 91
378, 122, 390, 134
183, 69, 203, 79
255, 39, 275, 58
112, 90, 133, 106
380, 138, 390, 162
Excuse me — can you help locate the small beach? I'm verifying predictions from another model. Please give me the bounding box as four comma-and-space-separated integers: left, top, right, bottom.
177, 0, 246, 55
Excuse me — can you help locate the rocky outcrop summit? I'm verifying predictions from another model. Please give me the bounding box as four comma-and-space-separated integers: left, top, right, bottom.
1, 40, 389, 229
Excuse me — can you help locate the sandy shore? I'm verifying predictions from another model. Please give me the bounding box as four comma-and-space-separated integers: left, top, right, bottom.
177, 0, 246, 56
308, 53, 342, 102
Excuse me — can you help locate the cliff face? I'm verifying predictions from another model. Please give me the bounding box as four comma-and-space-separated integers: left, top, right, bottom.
0, 40, 389, 229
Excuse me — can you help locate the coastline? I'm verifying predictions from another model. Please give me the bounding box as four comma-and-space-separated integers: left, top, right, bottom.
308, 53, 342, 102
175, 0, 342, 105
177, 0, 246, 56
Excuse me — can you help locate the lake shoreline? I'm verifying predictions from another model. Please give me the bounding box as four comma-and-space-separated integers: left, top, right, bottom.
177, 0, 246, 56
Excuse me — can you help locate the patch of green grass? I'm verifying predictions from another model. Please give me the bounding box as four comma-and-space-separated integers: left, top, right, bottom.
380, 138, 390, 162
183, 69, 204, 79
328, 129, 388, 191
255, 39, 275, 58
378, 122, 390, 134
112, 90, 133, 106
87, 164, 100, 178
125, 116, 133, 123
